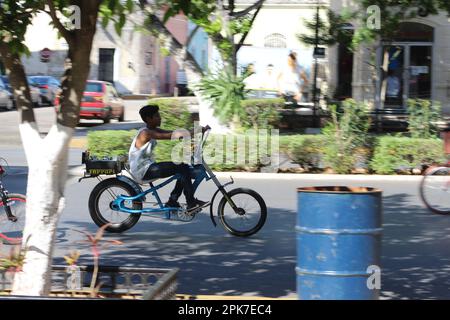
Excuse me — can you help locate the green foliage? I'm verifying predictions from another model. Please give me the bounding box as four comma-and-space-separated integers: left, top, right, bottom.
241, 98, 283, 129
87, 130, 136, 158
280, 135, 327, 170
407, 99, 442, 139
88, 98, 193, 161
298, 8, 354, 47
322, 99, 371, 173
370, 136, 446, 174
149, 98, 193, 130
196, 69, 248, 126
0, 0, 43, 55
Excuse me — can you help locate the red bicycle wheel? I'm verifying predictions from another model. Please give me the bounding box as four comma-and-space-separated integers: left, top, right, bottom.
0, 193, 26, 244
420, 166, 450, 215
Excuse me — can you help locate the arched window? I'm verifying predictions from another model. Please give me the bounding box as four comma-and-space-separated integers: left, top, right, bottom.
264, 33, 287, 48
391, 22, 434, 42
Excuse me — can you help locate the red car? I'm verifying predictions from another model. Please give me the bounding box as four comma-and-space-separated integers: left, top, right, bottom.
77, 80, 125, 123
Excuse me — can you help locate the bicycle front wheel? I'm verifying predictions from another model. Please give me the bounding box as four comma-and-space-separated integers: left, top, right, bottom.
0, 193, 26, 244
89, 178, 142, 233
218, 188, 267, 237
420, 166, 450, 215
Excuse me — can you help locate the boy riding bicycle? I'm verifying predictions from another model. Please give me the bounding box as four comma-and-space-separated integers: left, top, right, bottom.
129, 104, 210, 213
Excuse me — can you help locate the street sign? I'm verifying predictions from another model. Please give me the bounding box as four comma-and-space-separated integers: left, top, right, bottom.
313, 47, 326, 59
40, 48, 52, 63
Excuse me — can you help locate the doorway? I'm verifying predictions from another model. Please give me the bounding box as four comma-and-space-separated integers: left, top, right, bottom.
379, 43, 432, 108
98, 48, 115, 83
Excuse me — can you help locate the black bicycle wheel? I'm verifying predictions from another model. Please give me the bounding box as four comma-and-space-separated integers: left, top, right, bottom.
89, 178, 142, 233
0, 193, 26, 244
217, 188, 267, 237
420, 166, 450, 215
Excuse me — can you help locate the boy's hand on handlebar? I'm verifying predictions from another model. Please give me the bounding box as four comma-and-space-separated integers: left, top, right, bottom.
202, 125, 211, 133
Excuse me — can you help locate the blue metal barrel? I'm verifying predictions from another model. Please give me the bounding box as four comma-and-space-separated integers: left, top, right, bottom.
296, 186, 382, 300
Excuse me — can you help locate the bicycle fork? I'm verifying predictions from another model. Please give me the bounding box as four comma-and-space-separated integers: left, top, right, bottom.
208, 176, 237, 227
0, 182, 17, 222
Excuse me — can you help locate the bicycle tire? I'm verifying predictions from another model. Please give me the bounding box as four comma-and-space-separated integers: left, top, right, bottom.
0, 193, 26, 244
217, 188, 267, 237
89, 178, 142, 233
420, 166, 450, 215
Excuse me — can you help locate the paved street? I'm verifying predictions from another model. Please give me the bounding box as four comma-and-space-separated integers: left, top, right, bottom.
2, 155, 450, 299
2, 106, 450, 299
0, 100, 147, 147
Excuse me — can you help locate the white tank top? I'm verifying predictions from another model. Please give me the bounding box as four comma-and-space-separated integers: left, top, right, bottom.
128, 128, 157, 181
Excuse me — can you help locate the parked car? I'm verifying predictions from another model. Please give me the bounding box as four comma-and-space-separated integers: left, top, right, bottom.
0, 77, 14, 110
26, 77, 43, 107
28, 76, 61, 106
1, 76, 43, 108
79, 80, 125, 123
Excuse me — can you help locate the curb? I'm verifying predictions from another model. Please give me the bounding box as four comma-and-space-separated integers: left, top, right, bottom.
68, 165, 424, 182
212, 171, 424, 181
70, 137, 87, 149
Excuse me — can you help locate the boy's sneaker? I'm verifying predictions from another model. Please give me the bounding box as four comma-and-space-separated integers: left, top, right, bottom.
187, 199, 209, 213
165, 199, 181, 208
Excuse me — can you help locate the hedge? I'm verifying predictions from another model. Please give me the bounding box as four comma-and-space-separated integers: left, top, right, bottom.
87, 131, 273, 172
241, 98, 284, 129
369, 136, 446, 174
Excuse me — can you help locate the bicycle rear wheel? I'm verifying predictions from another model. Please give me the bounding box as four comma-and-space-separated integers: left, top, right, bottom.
218, 188, 267, 237
0, 193, 26, 244
89, 178, 142, 233
420, 166, 450, 215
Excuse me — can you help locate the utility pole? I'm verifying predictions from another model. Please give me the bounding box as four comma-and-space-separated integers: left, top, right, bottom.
312, 2, 320, 128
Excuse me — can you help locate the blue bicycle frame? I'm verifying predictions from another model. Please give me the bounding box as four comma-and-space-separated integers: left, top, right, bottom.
111, 164, 212, 215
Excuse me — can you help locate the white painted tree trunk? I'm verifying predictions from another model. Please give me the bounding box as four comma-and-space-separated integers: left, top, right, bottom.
12, 123, 73, 296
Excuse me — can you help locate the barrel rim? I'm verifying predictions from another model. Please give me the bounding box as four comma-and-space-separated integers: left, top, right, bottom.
297, 186, 382, 194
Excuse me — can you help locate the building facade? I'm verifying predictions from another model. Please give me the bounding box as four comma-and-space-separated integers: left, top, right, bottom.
237, 0, 450, 115
16, 11, 209, 96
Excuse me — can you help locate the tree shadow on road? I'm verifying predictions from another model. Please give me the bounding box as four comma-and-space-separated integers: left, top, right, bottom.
381, 193, 450, 300
53, 207, 298, 298
53, 191, 450, 300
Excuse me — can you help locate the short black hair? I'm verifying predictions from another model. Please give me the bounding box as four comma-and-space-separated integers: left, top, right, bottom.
139, 104, 159, 122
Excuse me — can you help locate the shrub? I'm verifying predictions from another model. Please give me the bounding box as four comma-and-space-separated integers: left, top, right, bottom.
322, 99, 371, 174
87, 130, 258, 172
370, 136, 445, 174
87, 130, 136, 158
407, 99, 442, 139
147, 98, 193, 130
195, 69, 248, 126
241, 98, 283, 129
280, 135, 327, 170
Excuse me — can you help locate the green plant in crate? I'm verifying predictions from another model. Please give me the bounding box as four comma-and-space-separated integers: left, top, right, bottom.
322, 99, 371, 174
407, 99, 442, 139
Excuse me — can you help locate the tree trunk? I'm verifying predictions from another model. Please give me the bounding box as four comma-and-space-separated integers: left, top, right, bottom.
0, 1, 100, 295
12, 123, 73, 295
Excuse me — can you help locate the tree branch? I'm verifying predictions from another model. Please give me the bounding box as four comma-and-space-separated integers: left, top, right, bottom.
236, 2, 263, 52
231, 0, 265, 19
46, 0, 74, 44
